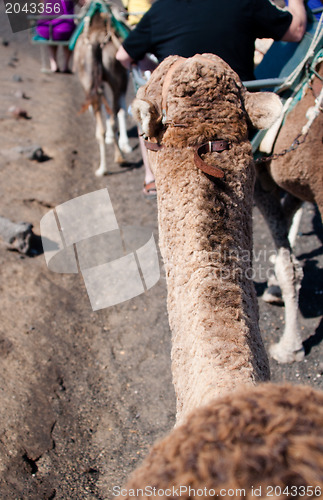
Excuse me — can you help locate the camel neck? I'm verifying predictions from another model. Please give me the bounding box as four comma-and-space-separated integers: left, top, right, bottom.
150, 144, 270, 424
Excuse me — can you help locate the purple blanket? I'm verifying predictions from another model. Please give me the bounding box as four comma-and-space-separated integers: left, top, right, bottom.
36, 0, 75, 41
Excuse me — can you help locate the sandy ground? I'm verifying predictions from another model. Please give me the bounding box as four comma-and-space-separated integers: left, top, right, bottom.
0, 4, 322, 499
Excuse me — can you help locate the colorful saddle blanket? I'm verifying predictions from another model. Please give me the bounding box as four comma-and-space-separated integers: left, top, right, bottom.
68, 0, 130, 51
252, 15, 323, 156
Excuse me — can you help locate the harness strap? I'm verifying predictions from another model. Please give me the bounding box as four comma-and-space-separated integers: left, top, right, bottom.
144, 139, 228, 179
160, 57, 186, 122
144, 141, 163, 152
194, 141, 229, 178
160, 55, 219, 123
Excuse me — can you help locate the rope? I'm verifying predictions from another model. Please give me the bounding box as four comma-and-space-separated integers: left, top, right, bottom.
301, 85, 323, 135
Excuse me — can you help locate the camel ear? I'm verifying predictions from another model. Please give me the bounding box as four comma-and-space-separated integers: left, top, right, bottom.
131, 98, 161, 138
244, 91, 283, 130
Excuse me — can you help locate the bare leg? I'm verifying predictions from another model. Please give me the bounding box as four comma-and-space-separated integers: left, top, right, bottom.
48, 45, 59, 72
139, 135, 157, 197
138, 136, 153, 182
62, 46, 72, 73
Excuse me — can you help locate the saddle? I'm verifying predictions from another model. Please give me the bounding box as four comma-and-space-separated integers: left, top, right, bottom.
68, 0, 131, 51
250, 14, 323, 158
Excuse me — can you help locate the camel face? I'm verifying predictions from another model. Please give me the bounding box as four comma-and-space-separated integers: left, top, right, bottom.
132, 53, 282, 153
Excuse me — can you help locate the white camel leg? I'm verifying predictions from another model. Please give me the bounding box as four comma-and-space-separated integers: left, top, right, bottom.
262, 205, 303, 305
117, 95, 132, 154
287, 205, 303, 249
102, 93, 116, 147
112, 117, 125, 165
105, 114, 114, 145
262, 269, 283, 304
105, 112, 125, 163
101, 96, 124, 164
269, 246, 304, 363
94, 110, 108, 177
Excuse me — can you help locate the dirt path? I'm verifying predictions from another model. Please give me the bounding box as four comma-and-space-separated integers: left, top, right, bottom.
0, 5, 322, 499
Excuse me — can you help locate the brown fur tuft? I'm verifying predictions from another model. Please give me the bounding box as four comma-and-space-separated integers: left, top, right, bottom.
118, 384, 323, 499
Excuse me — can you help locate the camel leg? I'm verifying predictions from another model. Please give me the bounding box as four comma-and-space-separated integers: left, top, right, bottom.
269, 247, 304, 363
102, 89, 124, 165
111, 91, 127, 165
117, 94, 132, 154
254, 180, 304, 363
112, 115, 125, 165
105, 113, 124, 164
105, 108, 131, 157
281, 193, 304, 248
105, 113, 114, 145
94, 109, 108, 177
287, 206, 303, 248
262, 194, 303, 305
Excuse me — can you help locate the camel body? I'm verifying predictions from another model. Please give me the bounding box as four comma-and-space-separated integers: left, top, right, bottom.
73, 10, 132, 176
268, 64, 323, 212
254, 62, 323, 363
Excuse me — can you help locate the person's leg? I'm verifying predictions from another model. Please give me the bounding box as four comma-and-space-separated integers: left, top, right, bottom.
139, 135, 157, 198
62, 46, 73, 73
48, 45, 59, 72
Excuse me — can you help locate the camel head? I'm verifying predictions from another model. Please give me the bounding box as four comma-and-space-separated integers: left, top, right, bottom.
132, 53, 282, 150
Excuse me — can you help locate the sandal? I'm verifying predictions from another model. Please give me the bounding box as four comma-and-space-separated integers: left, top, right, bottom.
143, 180, 157, 199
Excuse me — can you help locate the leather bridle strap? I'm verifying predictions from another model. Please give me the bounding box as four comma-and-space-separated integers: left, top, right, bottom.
144, 139, 228, 179
159, 54, 218, 123
144, 54, 229, 179
160, 57, 186, 123
144, 140, 163, 152
194, 140, 228, 178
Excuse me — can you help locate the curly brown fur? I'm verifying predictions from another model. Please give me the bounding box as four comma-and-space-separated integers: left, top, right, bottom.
120, 54, 323, 500
133, 54, 280, 421
117, 383, 323, 500
267, 63, 323, 217
137, 54, 249, 148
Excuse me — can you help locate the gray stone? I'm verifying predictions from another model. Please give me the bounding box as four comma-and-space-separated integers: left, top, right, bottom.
0, 216, 34, 254
12, 74, 23, 82
13, 145, 47, 161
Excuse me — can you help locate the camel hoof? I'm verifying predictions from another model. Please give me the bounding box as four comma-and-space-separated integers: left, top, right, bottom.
114, 154, 125, 164
119, 142, 132, 154
262, 285, 283, 305
95, 167, 108, 177
105, 134, 114, 145
269, 342, 305, 363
